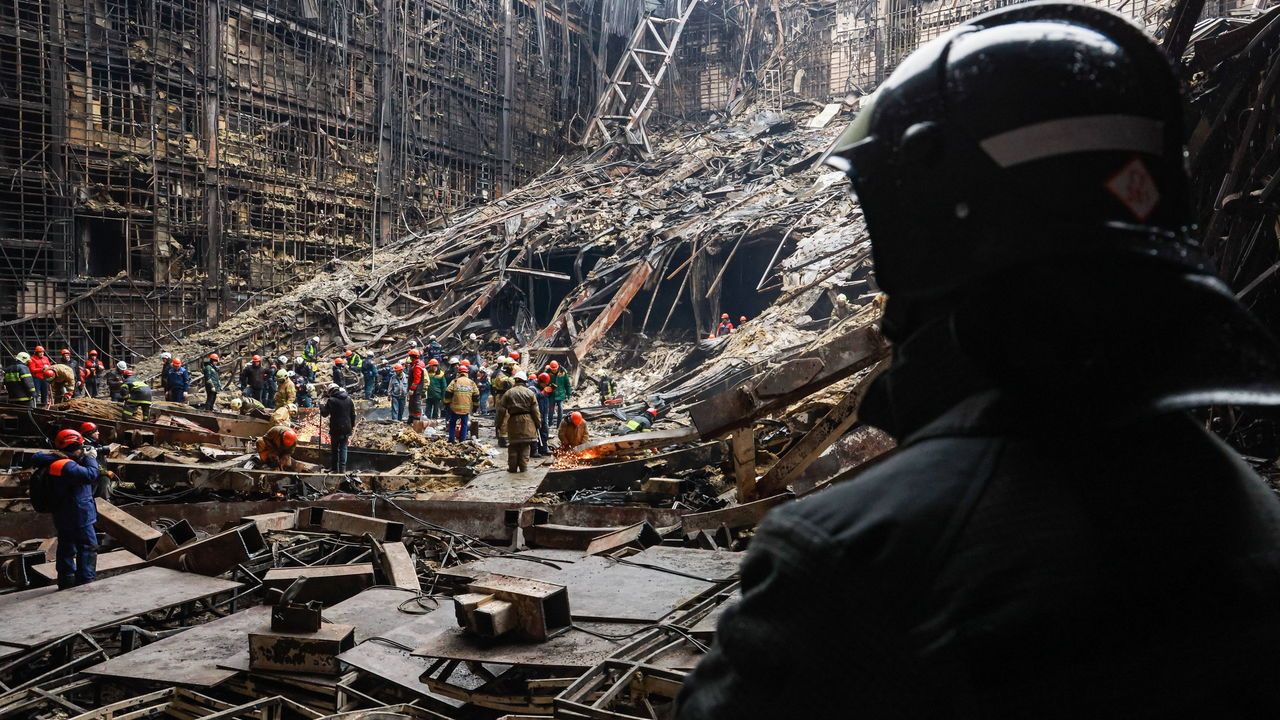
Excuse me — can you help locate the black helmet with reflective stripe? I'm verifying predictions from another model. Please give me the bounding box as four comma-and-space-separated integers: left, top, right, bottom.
825, 1, 1205, 301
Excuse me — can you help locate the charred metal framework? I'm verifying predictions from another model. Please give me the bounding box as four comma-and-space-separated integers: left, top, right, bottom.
0, 0, 591, 360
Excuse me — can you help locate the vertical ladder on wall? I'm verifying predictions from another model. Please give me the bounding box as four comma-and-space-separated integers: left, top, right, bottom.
580, 0, 701, 154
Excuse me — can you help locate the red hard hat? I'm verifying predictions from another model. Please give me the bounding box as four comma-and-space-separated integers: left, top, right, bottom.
427, 358, 438, 366
79, 422, 98, 435
88, 349, 98, 356
54, 429, 83, 449
171, 359, 182, 367
122, 369, 134, 376
34, 346, 44, 353
570, 411, 584, 426
408, 349, 421, 357
458, 365, 469, 374
252, 354, 261, 362
334, 358, 345, 365
43, 368, 55, 379
509, 351, 521, 361
499, 337, 508, 344
281, 429, 298, 447
721, 313, 729, 320
740, 316, 747, 322
60, 348, 70, 355
647, 408, 658, 418
393, 363, 403, 371
548, 360, 559, 371
209, 353, 220, 361
538, 372, 551, 384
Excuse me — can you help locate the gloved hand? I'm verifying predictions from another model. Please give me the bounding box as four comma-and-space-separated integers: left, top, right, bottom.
81, 445, 98, 460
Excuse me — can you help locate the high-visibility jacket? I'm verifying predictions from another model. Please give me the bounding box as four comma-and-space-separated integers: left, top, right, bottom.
124, 379, 153, 411
624, 415, 653, 433
349, 352, 364, 370
445, 376, 477, 415
303, 340, 319, 362
4, 362, 34, 401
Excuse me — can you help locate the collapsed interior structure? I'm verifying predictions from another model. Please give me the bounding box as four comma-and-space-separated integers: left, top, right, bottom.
2, 0, 1279, 715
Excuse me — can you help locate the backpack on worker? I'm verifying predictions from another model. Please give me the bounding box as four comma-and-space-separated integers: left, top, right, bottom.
27, 456, 60, 513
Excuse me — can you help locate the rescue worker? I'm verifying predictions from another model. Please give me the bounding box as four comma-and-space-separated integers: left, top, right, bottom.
262, 360, 278, 408
241, 355, 267, 402
297, 381, 315, 409
464, 333, 481, 367
293, 356, 314, 384
738, 315, 748, 327
426, 335, 444, 363
331, 357, 347, 386
361, 355, 377, 400
158, 351, 173, 397
444, 364, 477, 443
594, 374, 617, 403
44, 363, 76, 403
59, 349, 81, 397
406, 349, 426, 425
376, 358, 392, 397
303, 336, 320, 363
533, 373, 553, 456
348, 347, 365, 376
83, 350, 104, 397
254, 425, 298, 471
202, 353, 221, 410
105, 361, 127, 401
713, 313, 734, 338
491, 357, 516, 447
121, 374, 153, 419
446, 356, 461, 382
28, 346, 51, 406
558, 411, 588, 450
388, 363, 407, 421
4, 352, 35, 406
497, 336, 512, 357
678, 6, 1280, 717
830, 292, 854, 324
274, 369, 296, 408
501, 371, 540, 473
231, 395, 269, 418
165, 358, 190, 403
79, 422, 114, 500
549, 360, 571, 426
32, 429, 100, 588
475, 368, 491, 415
618, 408, 657, 435
426, 359, 446, 419
320, 384, 356, 472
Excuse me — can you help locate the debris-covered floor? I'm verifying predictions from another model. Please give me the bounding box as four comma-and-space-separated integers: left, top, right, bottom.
4, 0, 1280, 716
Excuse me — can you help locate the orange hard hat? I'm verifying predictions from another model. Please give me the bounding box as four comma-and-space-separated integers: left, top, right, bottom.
88, 349, 98, 356
393, 363, 403, 371
548, 360, 559, 371
570, 411, 584, 426
408, 348, 421, 357
54, 429, 84, 449
509, 351, 521, 360
60, 348, 70, 355
171, 359, 182, 367
427, 358, 439, 366
34, 345, 44, 353
647, 408, 658, 418
721, 313, 729, 320
252, 354, 261, 362
281, 429, 298, 447
345, 350, 353, 357
79, 422, 98, 435
499, 337, 508, 344
334, 357, 345, 365
209, 353, 220, 361
458, 365, 469, 374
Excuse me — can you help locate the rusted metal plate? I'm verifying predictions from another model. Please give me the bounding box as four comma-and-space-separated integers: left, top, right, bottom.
32, 549, 144, 582
570, 260, 653, 364
95, 498, 174, 558
249, 623, 355, 676
411, 622, 632, 670
0, 566, 240, 648
539, 442, 725, 493
377, 542, 421, 592
437, 546, 740, 623
523, 524, 620, 550
262, 564, 376, 605
302, 508, 405, 542
689, 324, 888, 438
337, 598, 472, 709
86, 606, 271, 687
150, 523, 266, 576
448, 467, 548, 504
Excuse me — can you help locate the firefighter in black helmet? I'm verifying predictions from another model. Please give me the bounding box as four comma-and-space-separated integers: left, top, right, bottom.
678, 4, 1280, 718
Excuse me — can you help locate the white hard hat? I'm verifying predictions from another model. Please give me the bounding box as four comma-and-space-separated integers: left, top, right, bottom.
408, 340, 418, 347
836, 293, 848, 302
287, 403, 298, 413
513, 371, 528, 381
116, 360, 128, 371
278, 355, 287, 364
311, 336, 320, 343
230, 398, 243, 409
429, 335, 437, 341
327, 383, 341, 394
449, 356, 460, 364
294, 356, 303, 365
469, 333, 477, 340
275, 369, 287, 379
306, 383, 315, 393
160, 352, 172, 360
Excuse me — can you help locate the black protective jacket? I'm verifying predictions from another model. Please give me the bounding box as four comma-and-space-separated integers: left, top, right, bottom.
678, 304, 1280, 719
321, 392, 356, 437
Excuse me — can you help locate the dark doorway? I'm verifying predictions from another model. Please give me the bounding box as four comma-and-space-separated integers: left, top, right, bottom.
81, 217, 127, 276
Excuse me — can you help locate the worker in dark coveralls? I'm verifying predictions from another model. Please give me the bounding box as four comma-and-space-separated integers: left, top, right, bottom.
678, 4, 1280, 718
32, 429, 101, 589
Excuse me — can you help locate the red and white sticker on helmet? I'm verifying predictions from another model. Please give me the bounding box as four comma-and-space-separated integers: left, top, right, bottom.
1106, 158, 1160, 221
